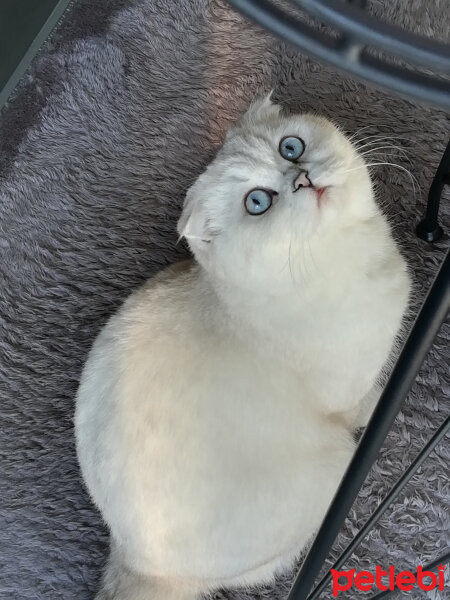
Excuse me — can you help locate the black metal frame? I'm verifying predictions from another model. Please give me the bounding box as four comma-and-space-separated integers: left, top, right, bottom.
227, 0, 450, 110
226, 1, 450, 597
416, 138, 450, 243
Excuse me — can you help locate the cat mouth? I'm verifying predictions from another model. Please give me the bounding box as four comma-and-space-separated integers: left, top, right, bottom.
316, 187, 327, 203
292, 171, 328, 206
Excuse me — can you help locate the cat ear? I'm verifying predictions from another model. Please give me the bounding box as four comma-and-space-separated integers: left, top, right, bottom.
240, 91, 281, 124
177, 189, 212, 244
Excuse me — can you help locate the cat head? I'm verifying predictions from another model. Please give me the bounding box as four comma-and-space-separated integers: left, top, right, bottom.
178, 94, 376, 292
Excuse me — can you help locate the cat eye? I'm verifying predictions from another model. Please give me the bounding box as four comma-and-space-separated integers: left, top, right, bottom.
279, 136, 305, 161
244, 188, 274, 216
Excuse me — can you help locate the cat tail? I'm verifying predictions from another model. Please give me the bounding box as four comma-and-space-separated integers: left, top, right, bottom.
95, 545, 202, 600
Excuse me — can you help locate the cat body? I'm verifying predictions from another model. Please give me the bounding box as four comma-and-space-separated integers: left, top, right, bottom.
75, 96, 410, 600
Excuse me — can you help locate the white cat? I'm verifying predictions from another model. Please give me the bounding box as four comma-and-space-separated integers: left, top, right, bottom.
75, 95, 410, 600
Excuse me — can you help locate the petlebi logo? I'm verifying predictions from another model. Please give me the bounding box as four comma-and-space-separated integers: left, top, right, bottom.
331, 563, 447, 597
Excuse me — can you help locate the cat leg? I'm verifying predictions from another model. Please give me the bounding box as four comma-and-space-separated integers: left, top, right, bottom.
95, 544, 203, 600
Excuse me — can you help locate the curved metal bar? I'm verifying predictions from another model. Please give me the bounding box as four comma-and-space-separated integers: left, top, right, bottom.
227, 0, 450, 110
294, 0, 450, 72
307, 414, 450, 600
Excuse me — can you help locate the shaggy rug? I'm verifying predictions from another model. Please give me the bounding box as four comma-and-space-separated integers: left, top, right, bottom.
0, 1, 448, 599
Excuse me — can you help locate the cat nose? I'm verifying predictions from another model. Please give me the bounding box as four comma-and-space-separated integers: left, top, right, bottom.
293, 171, 312, 192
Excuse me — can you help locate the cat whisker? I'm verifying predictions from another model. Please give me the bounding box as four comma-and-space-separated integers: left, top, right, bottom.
306, 235, 318, 279
287, 231, 296, 287
356, 139, 412, 151
352, 134, 415, 148
355, 142, 414, 158
298, 230, 309, 285
358, 147, 414, 169
353, 143, 415, 166
358, 145, 409, 157
284, 213, 303, 296
345, 126, 376, 144
353, 139, 415, 163
342, 161, 420, 198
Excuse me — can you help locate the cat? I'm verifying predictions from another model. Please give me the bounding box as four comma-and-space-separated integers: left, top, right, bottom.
75, 94, 411, 600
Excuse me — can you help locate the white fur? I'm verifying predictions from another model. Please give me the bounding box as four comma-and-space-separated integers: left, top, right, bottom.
75, 96, 411, 599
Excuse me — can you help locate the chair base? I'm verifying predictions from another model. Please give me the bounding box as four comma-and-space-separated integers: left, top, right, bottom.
416, 221, 444, 243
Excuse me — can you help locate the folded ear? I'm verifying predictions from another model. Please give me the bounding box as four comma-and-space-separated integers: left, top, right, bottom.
239, 91, 281, 125
177, 188, 212, 244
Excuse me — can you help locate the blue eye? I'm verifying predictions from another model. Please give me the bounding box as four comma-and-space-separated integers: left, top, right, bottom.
279, 136, 305, 161
244, 189, 273, 215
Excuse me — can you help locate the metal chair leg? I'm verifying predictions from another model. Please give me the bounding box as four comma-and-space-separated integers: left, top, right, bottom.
416, 138, 449, 242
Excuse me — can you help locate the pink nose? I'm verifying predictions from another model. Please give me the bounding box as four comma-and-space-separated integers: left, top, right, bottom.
293, 171, 312, 191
